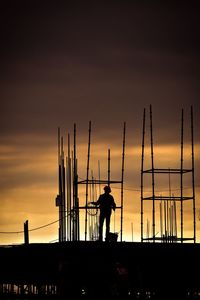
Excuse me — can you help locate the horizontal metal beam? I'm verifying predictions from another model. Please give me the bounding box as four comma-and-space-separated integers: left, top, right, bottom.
143, 168, 192, 174
77, 179, 122, 184
78, 206, 122, 209
142, 196, 193, 201
142, 237, 194, 241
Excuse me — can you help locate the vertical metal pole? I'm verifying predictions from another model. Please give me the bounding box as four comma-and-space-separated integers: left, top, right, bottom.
67, 133, 72, 241
85, 121, 91, 241
73, 123, 77, 241
58, 127, 62, 242
76, 158, 80, 241
91, 172, 95, 240
72, 150, 75, 241
174, 200, 177, 240
180, 109, 184, 243
172, 203, 174, 241
92, 171, 94, 203
58, 127, 61, 185
24, 220, 29, 245
69, 155, 72, 241
171, 203, 173, 241
168, 168, 171, 241
169, 206, 172, 242
66, 155, 68, 240
160, 201, 163, 241
98, 160, 101, 196
164, 200, 167, 241
89, 171, 93, 241
141, 109, 145, 242
66, 155, 70, 241
59, 160, 63, 242
94, 182, 98, 240
61, 137, 66, 241
167, 197, 169, 240
108, 149, 111, 186
191, 106, 196, 243
150, 105, 155, 241
120, 122, 126, 242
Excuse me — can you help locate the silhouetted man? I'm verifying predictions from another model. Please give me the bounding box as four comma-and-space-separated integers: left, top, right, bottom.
91, 185, 116, 241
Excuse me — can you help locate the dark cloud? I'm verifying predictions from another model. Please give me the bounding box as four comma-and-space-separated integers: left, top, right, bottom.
0, 1, 199, 138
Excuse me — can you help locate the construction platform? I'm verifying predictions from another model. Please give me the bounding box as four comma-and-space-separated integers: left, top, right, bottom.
0, 241, 200, 299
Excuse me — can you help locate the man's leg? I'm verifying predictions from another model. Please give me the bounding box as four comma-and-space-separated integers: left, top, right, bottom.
105, 213, 111, 241
99, 213, 104, 241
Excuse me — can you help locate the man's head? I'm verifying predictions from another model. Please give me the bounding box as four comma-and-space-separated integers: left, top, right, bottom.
104, 185, 111, 193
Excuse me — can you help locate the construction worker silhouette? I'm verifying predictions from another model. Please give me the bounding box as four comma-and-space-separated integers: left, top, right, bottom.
91, 185, 116, 241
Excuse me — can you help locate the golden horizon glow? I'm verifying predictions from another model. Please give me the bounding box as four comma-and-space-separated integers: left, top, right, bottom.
0, 133, 199, 245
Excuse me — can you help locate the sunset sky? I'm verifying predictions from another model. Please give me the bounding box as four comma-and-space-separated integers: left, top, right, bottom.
0, 1, 199, 244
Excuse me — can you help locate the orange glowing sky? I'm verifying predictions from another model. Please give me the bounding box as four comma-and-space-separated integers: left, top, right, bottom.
0, 1, 200, 244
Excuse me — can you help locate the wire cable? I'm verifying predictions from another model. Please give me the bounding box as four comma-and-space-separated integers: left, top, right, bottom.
0, 219, 60, 234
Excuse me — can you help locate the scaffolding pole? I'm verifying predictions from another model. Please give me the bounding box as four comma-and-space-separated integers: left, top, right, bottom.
141, 106, 195, 243
150, 105, 155, 242
73, 123, 79, 241
61, 137, 66, 241
57, 128, 62, 242
85, 121, 91, 241
180, 109, 184, 243
141, 108, 145, 242
55, 128, 67, 242
67, 133, 72, 241
191, 105, 196, 242
59, 121, 125, 242
108, 148, 111, 186
120, 122, 126, 242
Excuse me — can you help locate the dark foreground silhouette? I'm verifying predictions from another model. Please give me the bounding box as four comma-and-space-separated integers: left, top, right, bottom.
0, 241, 199, 299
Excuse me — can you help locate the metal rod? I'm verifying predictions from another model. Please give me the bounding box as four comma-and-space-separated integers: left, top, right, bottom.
57, 127, 61, 242
76, 158, 80, 241
67, 133, 72, 241
78, 179, 122, 184
71, 150, 75, 241
94, 176, 98, 240
150, 105, 155, 241
174, 199, 177, 239
180, 109, 184, 243
141, 108, 145, 242
58, 127, 61, 181
98, 160, 101, 196
108, 148, 111, 186
164, 200, 167, 241
73, 123, 78, 241
191, 105, 196, 243
160, 201, 163, 241
168, 168, 171, 241
24, 220, 29, 245
120, 122, 126, 242
171, 203, 173, 241
85, 121, 91, 241
89, 173, 92, 240
57, 127, 62, 242
167, 192, 169, 240
66, 155, 71, 241
169, 206, 172, 242
61, 136, 66, 241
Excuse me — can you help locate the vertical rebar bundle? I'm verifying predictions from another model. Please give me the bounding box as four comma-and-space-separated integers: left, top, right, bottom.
56, 121, 126, 242
55, 128, 66, 242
